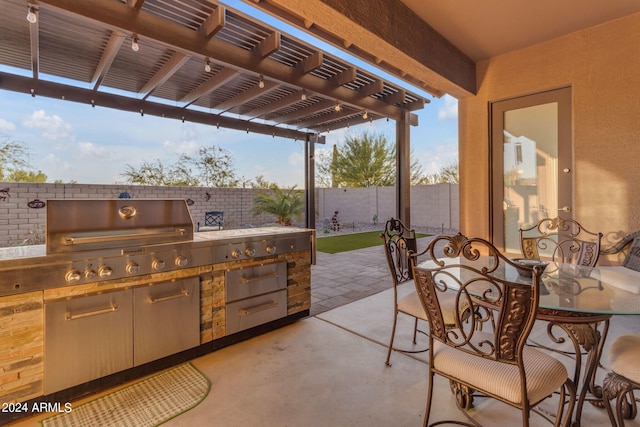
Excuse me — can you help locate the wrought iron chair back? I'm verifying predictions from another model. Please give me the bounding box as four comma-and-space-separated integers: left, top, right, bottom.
410, 233, 574, 427
381, 218, 417, 285
519, 217, 602, 267
600, 230, 640, 271
204, 211, 224, 229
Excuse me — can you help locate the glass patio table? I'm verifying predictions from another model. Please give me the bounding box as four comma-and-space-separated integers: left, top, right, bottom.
415, 258, 640, 427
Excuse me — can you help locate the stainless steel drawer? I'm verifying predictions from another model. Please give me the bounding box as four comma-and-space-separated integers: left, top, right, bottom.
44, 289, 133, 394
225, 289, 287, 335
225, 262, 286, 302
133, 277, 200, 366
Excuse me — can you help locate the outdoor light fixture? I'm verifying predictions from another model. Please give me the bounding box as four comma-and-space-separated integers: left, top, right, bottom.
301, 90, 307, 101
26, 6, 37, 24
131, 35, 139, 52
204, 58, 211, 73
334, 101, 341, 112
30, 88, 35, 97
362, 110, 368, 119
91, 99, 95, 108
140, 109, 144, 117
258, 75, 265, 89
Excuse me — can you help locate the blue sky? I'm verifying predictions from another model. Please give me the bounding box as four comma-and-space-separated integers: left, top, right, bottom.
0, 0, 458, 188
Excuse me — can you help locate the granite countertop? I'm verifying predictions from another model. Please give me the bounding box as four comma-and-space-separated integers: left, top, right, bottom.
0, 244, 46, 262
0, 227, 313, 263
193, 226, 313, 242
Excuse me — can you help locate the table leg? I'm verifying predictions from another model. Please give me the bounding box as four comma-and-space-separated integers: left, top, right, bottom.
535, 311, 611, 427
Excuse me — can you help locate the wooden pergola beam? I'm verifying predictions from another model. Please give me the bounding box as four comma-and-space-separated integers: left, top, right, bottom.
92, 32, 125, 89
0, 72, 312, 140
246, 0, 476, 97
141, 52, 191, 98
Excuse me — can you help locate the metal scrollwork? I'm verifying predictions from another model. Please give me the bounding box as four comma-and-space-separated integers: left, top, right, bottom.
603, 372, 639, 421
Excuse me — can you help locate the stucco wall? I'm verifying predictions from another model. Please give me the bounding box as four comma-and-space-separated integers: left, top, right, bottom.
458, 12, 640, 252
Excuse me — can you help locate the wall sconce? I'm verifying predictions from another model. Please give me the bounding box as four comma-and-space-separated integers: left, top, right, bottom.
204, 58, 211, 73
258, 74, 265, 89
131, 35, 139, 52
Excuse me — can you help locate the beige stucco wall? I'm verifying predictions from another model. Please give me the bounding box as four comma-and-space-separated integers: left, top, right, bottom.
459, 12, 640, 252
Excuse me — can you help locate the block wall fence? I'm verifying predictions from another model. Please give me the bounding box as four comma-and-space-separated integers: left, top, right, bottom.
0, 182, 458, 247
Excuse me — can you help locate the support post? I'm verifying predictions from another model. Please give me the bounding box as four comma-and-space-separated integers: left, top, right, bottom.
396, 111, 411, 227
305, 135, 316, 230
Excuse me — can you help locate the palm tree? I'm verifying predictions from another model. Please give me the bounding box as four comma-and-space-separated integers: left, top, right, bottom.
251, 185, 305, 226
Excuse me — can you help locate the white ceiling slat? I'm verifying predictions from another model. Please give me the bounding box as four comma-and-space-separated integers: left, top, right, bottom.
180, 67, 239, 104
140, 51, 191, 98
213, 79, 278, 112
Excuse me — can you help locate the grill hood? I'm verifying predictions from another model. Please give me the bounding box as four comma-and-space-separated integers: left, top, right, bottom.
46, 199, 194, 254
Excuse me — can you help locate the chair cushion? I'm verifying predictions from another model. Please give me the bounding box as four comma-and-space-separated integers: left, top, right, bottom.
398, 282, 457, 325
433, 332, 568, 405
609, 334, 640, 383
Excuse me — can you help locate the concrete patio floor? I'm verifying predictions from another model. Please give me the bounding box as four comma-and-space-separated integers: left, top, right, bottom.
10, 237, 640, 426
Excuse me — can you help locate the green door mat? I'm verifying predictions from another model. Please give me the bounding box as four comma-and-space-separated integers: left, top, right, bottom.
41, 363, 210, 427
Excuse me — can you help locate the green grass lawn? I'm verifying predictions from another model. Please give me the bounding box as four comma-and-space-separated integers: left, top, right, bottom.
316, 230, 429, 254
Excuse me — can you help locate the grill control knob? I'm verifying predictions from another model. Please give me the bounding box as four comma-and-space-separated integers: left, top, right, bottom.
65, 270, 82, 283
83, 269, 97, 280
152, 259, 166, 271
244, 247, 256, 257
175, 256, 188, 268
231, 249, 242, 259
126, 262, 140, 275
265, 245, 277, 254
98, 266, 113, 279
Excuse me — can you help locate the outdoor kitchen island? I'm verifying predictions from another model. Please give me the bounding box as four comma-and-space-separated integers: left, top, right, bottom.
0, 200, 313, 425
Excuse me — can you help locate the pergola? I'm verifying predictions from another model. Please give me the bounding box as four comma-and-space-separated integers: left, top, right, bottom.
0, 0, 431, 226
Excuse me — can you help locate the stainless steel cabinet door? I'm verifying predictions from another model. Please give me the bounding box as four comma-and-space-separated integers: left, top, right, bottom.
133, 278, 200, 366
44, 289, 133, 394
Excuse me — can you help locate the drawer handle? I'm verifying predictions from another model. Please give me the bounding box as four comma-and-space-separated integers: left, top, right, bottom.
239, 300, 278, 316
239, 272, 277, 284
65, 304, 118, 320
148, 289, 190, 304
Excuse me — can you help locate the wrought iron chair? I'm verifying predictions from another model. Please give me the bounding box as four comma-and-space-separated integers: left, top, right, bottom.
519, 217, 602, 267
197, 211, 224, 231
410, 233, 575, 427
519, 217, 605, 421
380, 218, 426, 366
600, 230, 640, 271
603, 334, 640, 426
380, 218, 456, 366
600, 233, 640, 426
